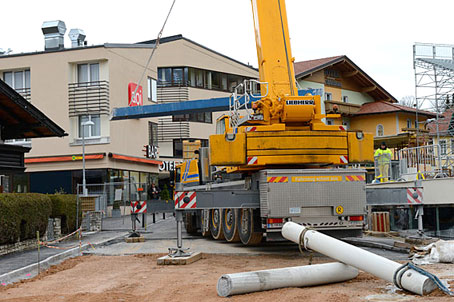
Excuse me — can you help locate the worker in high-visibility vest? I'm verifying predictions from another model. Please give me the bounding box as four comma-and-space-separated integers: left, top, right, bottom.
374, 142, 392, 182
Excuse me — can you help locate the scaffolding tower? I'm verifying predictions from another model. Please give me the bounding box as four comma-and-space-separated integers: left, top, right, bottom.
414, 43, 454, 174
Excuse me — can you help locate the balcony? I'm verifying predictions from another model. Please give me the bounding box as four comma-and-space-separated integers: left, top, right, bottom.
157, 116, 190, 143
15, 87, 31, 102
324, 100, 361, 116
157, 86, 189, 103
68, 81, 109, 117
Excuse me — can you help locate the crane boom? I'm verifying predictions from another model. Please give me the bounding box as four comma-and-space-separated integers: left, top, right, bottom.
251, 0, 297, 98
210, 0, 374, 169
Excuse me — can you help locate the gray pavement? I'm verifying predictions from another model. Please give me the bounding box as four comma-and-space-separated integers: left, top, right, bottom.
0, 213, 410, 285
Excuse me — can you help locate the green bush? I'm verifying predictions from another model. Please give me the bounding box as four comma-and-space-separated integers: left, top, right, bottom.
0, 193, 52, 245
49, 194, 79, 234
160, 184, 170, 200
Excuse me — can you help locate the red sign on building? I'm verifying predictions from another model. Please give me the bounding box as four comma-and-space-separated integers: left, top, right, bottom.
128, 83, 143, 107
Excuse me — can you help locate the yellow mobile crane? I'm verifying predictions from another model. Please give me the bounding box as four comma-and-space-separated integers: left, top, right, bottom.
175, 0, 373, 245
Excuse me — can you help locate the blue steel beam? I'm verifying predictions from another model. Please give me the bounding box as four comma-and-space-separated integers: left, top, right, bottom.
111, 89, 322, 121
111, 95, 256, 120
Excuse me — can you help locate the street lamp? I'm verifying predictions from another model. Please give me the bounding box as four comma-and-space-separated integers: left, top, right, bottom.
82, 119, 95, 196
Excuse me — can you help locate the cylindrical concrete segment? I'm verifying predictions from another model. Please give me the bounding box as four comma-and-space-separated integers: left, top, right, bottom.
282, 222, 436, 295
217, 262, 358, 297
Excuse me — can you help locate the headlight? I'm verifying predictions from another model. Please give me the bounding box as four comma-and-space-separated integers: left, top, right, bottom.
356, 131, 364, 140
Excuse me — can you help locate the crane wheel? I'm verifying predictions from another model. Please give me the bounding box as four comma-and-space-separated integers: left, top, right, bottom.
210, 208, 225, 240
238, 208, 263, 245
200, 209, 211, 237
222, 208, 240, 242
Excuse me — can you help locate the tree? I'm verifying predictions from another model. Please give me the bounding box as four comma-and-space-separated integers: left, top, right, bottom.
399, 96, 416, 108
160, 184, 170, 201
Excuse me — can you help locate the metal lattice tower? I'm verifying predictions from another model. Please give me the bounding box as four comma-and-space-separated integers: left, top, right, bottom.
414, 42, 454, 173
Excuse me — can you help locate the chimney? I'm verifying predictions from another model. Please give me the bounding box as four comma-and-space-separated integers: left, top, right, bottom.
69, 29, 86, 48
41, 20, 66, 51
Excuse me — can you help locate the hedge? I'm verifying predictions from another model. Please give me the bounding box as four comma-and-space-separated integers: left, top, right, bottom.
0, 193, 52, 245
0, 193, 80, 245
49, 194, 79, 234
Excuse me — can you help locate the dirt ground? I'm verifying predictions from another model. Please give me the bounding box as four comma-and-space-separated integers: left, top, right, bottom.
0, 254, 453, 302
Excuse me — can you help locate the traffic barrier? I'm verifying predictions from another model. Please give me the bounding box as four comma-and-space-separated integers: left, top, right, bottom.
371, 212, 390, 232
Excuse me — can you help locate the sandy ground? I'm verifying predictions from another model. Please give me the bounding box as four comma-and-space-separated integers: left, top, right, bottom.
0, 254, 453, 302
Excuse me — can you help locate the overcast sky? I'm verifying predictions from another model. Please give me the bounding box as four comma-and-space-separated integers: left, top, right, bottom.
2, 0, 454, 101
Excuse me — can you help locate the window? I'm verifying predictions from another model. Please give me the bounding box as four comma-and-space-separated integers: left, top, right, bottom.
407, 119, 412, 129
326, 119, 334, 125
79, 114, 100, 138
440, 140, 447, 155
196, 69, 204, 88
3, 70, 30, 91
157, 66, 251, 93
4, 70, 31, 145
172, 68, 184, 86
158, 68, 172, 86
415, 120, 419, 129
173, 139, 183, 158
172, 112, 212, 124
325, 92, 332, 101
342, 96, 348, 103
77, 63, 99, 83
221, 74, 228, 91
148, 122, 158, 146
376, 124, 384, 137
147, 77, 157, 102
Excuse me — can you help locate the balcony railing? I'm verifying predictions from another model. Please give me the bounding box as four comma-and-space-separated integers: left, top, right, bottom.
324, 100, 361, 116
15, 87, 31, 102
68, 81, 109, 117
157, 117, 190, 143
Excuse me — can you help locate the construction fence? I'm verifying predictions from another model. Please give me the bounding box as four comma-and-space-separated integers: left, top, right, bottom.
373, 144, 450, 182
76, 181, 174, 230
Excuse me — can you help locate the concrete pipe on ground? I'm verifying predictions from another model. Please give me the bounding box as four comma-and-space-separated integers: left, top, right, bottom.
282, 222, 437, 296
217, 262, 358, 297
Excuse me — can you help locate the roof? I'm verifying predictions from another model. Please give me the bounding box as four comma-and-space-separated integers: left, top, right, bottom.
354, 101, 437, 117
427, 108, 454, 135
0, 43, 155, 59
0, 80, 66, 139
139, 34, 257, 71
294, 55, 398, 103
294, 56, 343, 76
417, 58, 454, 71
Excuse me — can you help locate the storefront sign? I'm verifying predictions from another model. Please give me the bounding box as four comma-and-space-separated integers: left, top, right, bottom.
128, 83, 143, 107
159, 161, 176, 172
144, 145, 158, 159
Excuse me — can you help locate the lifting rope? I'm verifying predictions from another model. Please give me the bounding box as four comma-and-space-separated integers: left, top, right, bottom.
131, 0, 177, 101
393, 262, 454, 296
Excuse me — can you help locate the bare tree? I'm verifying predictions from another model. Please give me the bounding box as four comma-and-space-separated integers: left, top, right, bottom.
399, 96, 416, 108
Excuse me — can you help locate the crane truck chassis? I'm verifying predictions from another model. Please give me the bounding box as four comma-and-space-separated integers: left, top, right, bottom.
175, 151, 367, 245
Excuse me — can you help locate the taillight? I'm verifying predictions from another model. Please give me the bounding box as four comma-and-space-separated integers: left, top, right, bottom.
348, 216, 364, 221
267, 218, 283, 224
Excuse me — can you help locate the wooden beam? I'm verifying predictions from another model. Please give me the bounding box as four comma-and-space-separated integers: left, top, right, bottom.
342, 70, 358, 78
361, 86, 377, 93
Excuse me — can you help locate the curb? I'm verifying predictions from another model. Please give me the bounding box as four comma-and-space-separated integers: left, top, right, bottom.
0, 232, 127, 285
342, 238, 409, 253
